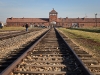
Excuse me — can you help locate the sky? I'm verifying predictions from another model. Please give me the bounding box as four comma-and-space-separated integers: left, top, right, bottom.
0, 0, 100, 23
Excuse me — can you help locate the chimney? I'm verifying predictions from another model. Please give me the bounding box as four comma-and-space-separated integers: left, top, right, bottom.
66, 17, 68, 19
82, 17, 85, 20
66, 17, 68, 20
11, 17, 13, 20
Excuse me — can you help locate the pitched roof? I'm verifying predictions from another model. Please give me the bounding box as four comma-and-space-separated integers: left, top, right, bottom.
6, 18, 49, 23
49, 8, 58, 14
57, 18, 100, 23
6, 17, 100, 23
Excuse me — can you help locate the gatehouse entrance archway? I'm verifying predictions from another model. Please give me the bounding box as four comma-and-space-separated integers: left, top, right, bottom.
50, 21, 56, 27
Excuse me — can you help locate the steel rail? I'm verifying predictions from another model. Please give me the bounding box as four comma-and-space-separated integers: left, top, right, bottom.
0, 30, 32, 40
55, 28, 92, 75
0, 29, 50, 75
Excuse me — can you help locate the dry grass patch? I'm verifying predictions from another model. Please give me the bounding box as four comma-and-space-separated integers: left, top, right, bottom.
58, 28, 100, 61
60, 28, 100, 42
0, 27, 25, 31
0, 27, 43, 31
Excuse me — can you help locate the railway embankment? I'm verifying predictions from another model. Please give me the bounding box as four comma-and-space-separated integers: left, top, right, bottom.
58, 28, 100, 62
0, 29, 48, 59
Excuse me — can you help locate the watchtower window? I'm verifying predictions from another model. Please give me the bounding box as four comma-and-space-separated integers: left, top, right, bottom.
50, 14, 57, 15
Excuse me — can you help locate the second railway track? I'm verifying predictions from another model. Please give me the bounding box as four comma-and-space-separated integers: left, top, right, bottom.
1, 27, 99, 75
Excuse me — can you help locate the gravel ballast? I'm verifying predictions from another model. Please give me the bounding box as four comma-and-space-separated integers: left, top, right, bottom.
0, 29, 48, 58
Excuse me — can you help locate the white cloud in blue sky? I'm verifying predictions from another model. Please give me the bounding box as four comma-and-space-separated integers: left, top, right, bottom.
0, 0, 100, 22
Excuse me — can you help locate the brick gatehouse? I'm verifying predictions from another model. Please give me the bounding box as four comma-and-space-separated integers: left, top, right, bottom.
6, 9, 100, 28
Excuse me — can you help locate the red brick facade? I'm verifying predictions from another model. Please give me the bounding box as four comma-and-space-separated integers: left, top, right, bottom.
6, 9, 100, 28
49, 8, 58, 23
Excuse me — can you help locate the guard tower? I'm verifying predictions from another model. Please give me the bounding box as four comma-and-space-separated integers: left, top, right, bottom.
49, 8, 58, 26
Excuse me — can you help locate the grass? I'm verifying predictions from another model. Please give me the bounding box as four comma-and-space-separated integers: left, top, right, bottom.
59, 28, 100, 42
58, 28, 100, 59
0, 27, 25, 31
69, 27, 100, 33
0, 26, 43, 31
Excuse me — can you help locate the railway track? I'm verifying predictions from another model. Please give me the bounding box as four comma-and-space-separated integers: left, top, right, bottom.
58, 29, 100, 75
0, 27, 100, 75
0, 28, 42, 40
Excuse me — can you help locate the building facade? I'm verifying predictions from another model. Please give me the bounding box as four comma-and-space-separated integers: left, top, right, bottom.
6, 9, 100, 28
